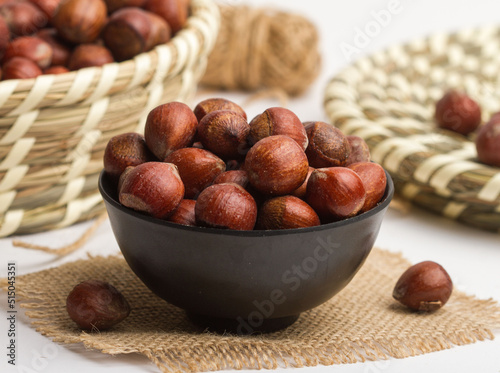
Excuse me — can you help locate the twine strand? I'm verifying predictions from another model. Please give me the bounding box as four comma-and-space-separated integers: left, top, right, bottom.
11, 213, 108, 256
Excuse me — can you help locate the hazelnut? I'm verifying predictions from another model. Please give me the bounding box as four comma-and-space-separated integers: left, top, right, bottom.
256, 195, 320, 230
213, 170, 249, 189
290, 166, 314, 199
144, 101, 198, 160
213, 169, 264, 205
245, 135, 309, 196
475, 116, 500, 167
104, 0, 147, 13
3, 36, 53, 69
66, 280, 130, 331
0, 1, 47, 37
119, 162, 184, 219
52, 0, 107, 44
164, 147, 225, 199
29, 0, 61, 19
393, 261, 453, 312
147, 11, 172, 48
348, 162, 387, 213
435, 90, 481, 136
304, 121, 350, 168
43, 65, 69, 74
248, 107, 308, 150
306, 167, 366, 221
67, 44, 114, 70
193, 97, 247, 122
166, 199, 196, 226
117, 165, 135, 193
36, 28, 71, 67
197, 110, 250, 160
0, 15, 9, 58
103, 132, 155, 179
195, 183, 257, 230
2, 56, 42, 79
345, 135, 371, 165
144, 0, 188, 34
102, 7, 170, 62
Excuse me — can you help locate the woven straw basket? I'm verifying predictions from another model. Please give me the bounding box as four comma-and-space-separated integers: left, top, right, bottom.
325, 26, 500, 232
0, 0, 219, 237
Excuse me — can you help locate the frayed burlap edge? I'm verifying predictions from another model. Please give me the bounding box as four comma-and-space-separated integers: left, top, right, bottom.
2, 249, 499, 373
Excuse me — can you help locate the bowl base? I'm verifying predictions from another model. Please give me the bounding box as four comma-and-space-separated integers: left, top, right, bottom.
187, 313, 299, 335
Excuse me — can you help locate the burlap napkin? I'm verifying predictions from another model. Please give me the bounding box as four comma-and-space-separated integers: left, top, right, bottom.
3, 248, 499, 373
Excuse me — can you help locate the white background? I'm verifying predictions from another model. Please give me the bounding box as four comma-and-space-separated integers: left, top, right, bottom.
2, 0, 500, 372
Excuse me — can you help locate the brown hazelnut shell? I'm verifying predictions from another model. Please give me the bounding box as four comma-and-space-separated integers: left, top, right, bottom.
304, 121, 350, 168
195, 183, 257, 230
197, 110, 250, 160
393, 261, 453, 312
0, 1, 47, 37
52, 0, 107, 44
345, 135, 371, 165
102, 7, 170, 62
193, 98, 247, 122
66, 279, 130, 330
256, 195, 320, 230
348, 162, 387, 213
3, 36, 53, 68
68, 44, 114, 70
44, 65, 69, 74
435, 90, 481, 136
248, 107, 308, 150
104, 0, 147, 13
0, 15, 10, 57
2, 56, 42, 79
245, 135, 309, 196
166, 199, 196, 226
36, 28, 71, 66
104, 132, 155, 179
475, 117, 500, 167
306, 167, 366, 221
144, 101, 198, 160
164, 147, 226, 199
144, 0, 188, 34
29, 0, 62, 19
119, 162, 184, 219
213, 170, 249, 189
290, 166, 314, 199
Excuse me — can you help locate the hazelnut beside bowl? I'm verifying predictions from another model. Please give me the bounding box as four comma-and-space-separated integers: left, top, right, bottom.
99, 168, 394, 333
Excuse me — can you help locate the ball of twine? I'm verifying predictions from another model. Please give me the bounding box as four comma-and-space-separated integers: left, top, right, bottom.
201, 5, 321, 96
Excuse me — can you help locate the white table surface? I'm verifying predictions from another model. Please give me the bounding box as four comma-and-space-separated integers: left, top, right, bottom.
2, 0, 500, 372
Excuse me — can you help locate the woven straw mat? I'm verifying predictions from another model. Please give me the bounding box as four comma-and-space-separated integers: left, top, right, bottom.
325, 26, 500, 232
0, 0, 219, 237
3, 248, 499, 373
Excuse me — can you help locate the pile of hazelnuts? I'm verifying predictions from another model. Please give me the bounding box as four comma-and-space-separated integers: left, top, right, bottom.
435, 90, 500, 167
0, 0, 188, 80
104, 98, 388, 231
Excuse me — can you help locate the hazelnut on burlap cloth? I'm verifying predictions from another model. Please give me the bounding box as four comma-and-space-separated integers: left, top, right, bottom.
2, 248, 499, 372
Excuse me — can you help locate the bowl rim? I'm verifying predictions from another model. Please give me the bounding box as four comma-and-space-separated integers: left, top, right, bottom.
98, 169, 394, 237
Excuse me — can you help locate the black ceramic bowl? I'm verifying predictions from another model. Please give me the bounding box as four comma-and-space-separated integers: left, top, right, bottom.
99, 170, 394, 333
